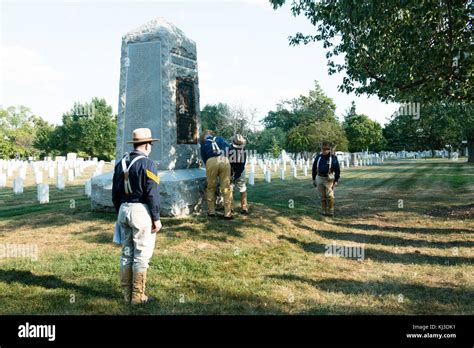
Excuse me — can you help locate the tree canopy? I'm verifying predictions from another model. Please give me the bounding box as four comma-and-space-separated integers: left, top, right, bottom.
271, 0, 473, 103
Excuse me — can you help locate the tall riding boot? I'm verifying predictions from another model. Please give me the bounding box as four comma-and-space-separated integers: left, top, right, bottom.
327, 197, 335, 217
131, 271, 156, 305
321, 199, 328, 216
240, 191, 248, 214
120, 266, 133, 304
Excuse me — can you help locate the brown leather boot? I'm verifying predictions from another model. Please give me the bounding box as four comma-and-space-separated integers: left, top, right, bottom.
131, 271, 156, 305
120, 266, 133, 303
327, 198, 335, 217
321, 199, 328, 215
240, 191, 248, 214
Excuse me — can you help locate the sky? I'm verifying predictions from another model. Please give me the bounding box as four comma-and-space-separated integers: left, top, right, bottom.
1, 0, 399, 128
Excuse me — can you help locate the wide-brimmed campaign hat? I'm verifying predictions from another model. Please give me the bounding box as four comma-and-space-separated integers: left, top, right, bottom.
232, 134, 246, 148
127, 128, 160, 144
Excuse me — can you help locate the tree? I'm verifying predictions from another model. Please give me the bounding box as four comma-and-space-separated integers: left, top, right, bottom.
0, 106, 39, 158
200, 103, 257, 140
270, 136, 281, 158
343, 101, 357, 121
271, 0, 473, 103
287, 117, 348, 153
262, 80, 337, 132
382, 101, 471, 156
32, 116, 57, 157
253, 127, 286, 154
344, 114, 384, 152
54, 98, 116, 160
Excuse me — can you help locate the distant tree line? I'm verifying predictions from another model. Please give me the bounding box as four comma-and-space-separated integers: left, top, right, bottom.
0, 98, 116, 160
1, 88, 470, 161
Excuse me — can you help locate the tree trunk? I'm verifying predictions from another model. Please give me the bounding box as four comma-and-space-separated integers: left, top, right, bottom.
468, 138, 474, 163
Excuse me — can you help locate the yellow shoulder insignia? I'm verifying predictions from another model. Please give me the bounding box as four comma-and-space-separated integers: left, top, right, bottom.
146, 169, 160, 184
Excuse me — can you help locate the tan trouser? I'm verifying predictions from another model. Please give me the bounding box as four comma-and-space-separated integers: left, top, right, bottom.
316, 175, 335, 200
206, 156, 232, 217
117, 202, 157, 273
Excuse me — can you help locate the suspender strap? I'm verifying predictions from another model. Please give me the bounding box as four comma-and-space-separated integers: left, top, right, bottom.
317, 155, 332, 174
121, 154, 146, 195
206, 136, 222, 155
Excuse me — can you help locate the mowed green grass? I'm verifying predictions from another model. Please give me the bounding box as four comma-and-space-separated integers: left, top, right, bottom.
0, 158, 472, 315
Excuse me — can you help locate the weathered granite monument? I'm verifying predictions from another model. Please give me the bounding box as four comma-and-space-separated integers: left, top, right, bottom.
91, 18, 206, 216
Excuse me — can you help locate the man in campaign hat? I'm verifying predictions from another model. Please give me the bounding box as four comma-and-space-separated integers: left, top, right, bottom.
112, 128, 162, 305
229, 134, 248, 214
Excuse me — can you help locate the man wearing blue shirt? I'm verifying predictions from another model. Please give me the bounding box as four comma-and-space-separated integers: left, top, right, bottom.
112, 128, 161, 305
200, 130, 233, 219
312, 141, 341, 217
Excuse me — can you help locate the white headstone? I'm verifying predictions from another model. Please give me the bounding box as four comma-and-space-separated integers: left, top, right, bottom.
13, 176, 23, 194
0, 173, 6, 187
67, 153, 77, 162
6, 165, 13, 177
248, 171, 255, 186
280, 167, 285, 180
20, 166, 27, 179
85, 179, 92, 197
48, 166, 55, 179
57, 175, 65, 189
37, 184, 49, 204
68, 169, 74, 182
35, 171, 43, 184
292, 166, 297, 178
303, 165, 308, 177
265, 170, 271, 183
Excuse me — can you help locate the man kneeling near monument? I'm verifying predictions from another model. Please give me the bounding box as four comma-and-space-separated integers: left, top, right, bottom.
112, 128, 162, 305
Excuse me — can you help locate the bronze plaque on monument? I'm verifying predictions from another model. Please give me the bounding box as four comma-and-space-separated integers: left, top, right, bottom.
176, 78, 198, 144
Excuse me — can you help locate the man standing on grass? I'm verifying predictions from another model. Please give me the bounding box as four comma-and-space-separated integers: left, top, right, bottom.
112, 128, 162, 305
229, 134, 249, 215
312, 141, 341, 217
200, 130, 233, 219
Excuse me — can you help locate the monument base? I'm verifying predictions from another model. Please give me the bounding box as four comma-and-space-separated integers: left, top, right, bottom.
91, 168, 207, 217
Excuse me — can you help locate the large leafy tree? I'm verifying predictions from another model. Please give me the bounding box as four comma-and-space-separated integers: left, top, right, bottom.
262, 80, 337, 132
271, 0, 474, 161
270, 0, 473, 102
383, 101, 470, 155
287, 117, 348, 153
344, 114, 385, 152
53, 98, 116, 160
0, 106, 40, 158
252, 127, 286, 154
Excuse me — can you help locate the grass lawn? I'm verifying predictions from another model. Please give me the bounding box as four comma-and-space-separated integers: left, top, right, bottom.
0, 158, 472, 315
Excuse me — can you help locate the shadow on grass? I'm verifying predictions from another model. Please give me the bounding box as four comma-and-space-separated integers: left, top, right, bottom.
277, 235, 473, 265
294, 223, 474, 248
266, 274, 474, 307
331, 222, 474, 235
0, 269, 120, 299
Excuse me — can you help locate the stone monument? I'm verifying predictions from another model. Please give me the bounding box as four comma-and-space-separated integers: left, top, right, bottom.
91, 18, 206, 217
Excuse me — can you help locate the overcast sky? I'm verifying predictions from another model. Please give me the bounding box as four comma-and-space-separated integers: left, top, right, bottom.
1, 0, 399, 127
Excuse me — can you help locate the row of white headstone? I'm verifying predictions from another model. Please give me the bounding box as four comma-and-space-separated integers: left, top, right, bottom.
0, 154, 113, 204
246, 152, 384, 186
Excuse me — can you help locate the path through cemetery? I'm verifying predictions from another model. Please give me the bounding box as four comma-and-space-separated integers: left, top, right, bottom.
0, 158, 472, 314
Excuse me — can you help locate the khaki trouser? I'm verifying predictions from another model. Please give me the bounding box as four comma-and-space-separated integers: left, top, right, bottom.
316, 175, 335, 200
118, 202, 156, 273
206, 156, 232, 217
231, 170, 247, 193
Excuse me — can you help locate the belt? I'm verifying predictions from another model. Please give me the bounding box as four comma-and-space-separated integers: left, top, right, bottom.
317, 173, 328, 177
